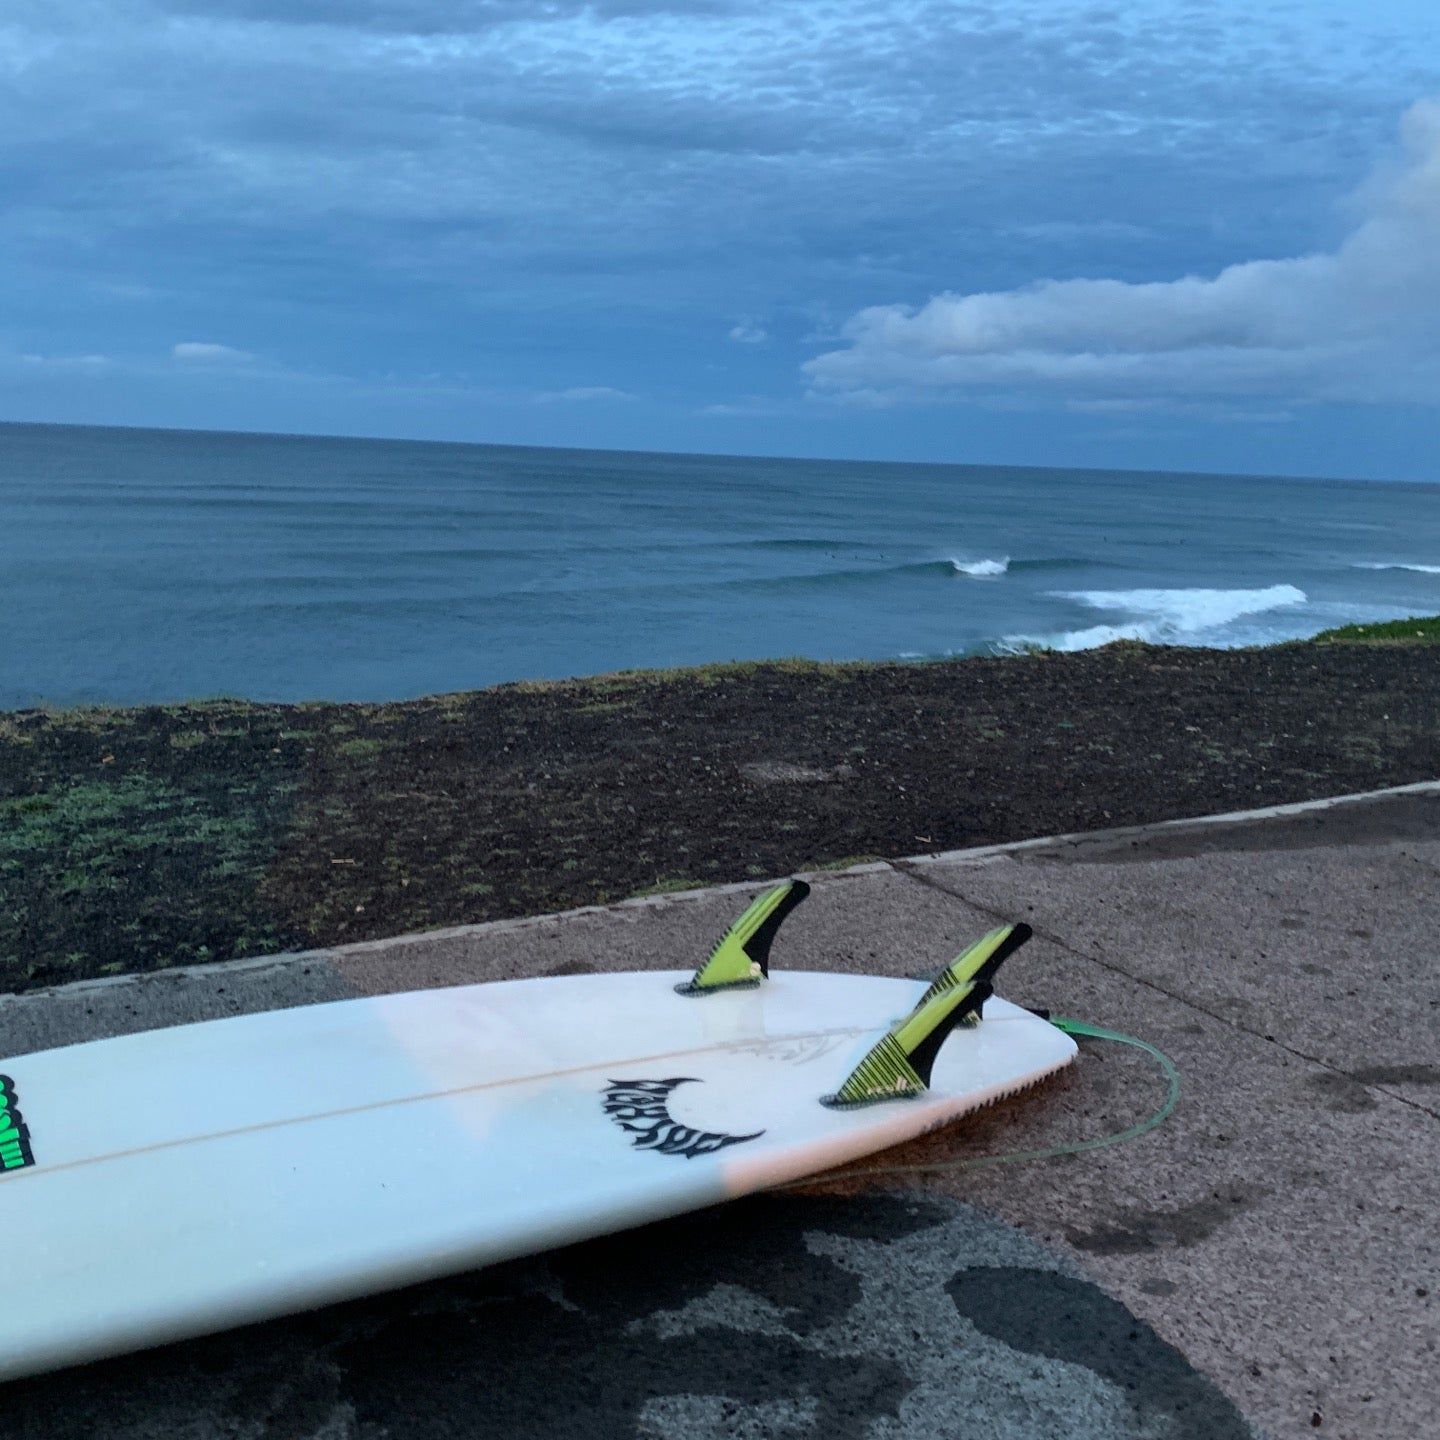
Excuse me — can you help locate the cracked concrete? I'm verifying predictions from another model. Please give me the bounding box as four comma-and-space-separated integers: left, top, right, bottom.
2, 783, 1437, 1440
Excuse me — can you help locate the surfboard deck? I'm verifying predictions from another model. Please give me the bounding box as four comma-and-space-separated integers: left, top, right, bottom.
0, 968, 1076, 1380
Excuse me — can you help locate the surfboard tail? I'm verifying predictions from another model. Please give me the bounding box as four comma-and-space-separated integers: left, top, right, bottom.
821, 922, 1033, 1108
676, 878, 811, 995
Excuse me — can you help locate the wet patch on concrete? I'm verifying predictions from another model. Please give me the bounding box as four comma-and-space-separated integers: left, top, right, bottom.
1304, 1062, 1440, 1111
1306, 1071, 1380, 1113
1348, 1063, 1440, 1087
949, 1267, 1253, 1440
1066, 1184, 1268, 1256
0, 1194, 1258, 1440
336, 1292, 905, 1439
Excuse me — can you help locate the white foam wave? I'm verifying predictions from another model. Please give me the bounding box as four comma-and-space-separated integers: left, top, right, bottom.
950, 556, 1009, 577
1060, 583, 1306, 631
999, 583, 1308, 653
1353, 561, 1440, 574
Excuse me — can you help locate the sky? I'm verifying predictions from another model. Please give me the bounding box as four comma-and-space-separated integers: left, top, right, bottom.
3, 0, 1440, 479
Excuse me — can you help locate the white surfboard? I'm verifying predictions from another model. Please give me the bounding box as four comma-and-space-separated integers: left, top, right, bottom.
0, 888, 1075, 1381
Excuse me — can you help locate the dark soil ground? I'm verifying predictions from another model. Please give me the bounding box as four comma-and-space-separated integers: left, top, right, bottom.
2, 639, 1437, 994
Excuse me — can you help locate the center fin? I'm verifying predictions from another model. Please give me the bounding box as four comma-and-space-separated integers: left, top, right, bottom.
910, 922, 1033, 1013
675, 878, 810, 995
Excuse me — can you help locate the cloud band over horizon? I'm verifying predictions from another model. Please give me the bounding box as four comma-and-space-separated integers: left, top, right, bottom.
2, 2, 1439, 477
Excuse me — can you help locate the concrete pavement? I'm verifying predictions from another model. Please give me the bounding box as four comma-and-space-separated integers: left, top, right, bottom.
1, 782, 1436, 1440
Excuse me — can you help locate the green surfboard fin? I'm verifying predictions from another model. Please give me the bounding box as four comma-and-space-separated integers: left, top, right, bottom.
910, 922, 1034, 1013
821, 922, 1033, 1108
675, 878, 811, 996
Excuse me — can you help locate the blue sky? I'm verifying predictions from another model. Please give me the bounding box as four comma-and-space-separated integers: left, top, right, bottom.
3, 0, 1439, 479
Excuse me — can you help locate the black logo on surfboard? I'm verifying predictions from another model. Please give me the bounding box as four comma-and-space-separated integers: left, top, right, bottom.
602, 1079, 762, 1160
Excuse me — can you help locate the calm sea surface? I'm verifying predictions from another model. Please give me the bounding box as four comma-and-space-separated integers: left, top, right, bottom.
2, 422, 1437, 708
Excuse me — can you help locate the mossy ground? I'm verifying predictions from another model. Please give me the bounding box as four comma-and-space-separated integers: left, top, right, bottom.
1310, 615, 1440, 644
2, 638, 1437, 993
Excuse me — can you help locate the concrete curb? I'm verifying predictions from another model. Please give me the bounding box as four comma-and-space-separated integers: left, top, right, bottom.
896, 777, 1440, 867
3, 778, 1434, 1011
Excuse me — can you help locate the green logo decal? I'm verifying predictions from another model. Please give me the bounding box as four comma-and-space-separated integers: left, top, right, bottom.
0, 1074, 35, 1173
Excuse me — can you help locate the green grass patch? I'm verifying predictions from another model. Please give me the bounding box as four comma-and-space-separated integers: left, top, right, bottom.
0, 764, 301, 991
338, 737, 383, 759
509, 656, 859, 696
1310, 615, 1440, 644
628, 877, 706, 899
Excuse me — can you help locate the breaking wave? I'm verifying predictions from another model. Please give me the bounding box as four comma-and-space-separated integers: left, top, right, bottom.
739, 555, 1087, 593
945, 556, 1100, 577
1352, 561, 1440, 574
998, 583, 1309, 652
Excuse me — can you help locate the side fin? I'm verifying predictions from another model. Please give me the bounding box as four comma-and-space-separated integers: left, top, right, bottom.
910, 922, 1033, 1014
822, 981, 990, 1108
821, 921, 1032, 1108
675, 879, 810, 995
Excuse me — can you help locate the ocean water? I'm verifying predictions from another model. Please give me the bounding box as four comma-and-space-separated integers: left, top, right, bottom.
2, 421, 1437, 709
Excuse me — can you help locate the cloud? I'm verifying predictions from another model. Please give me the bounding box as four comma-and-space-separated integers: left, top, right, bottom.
18, 352, 109, 369
728, 323, 767, 344
173, 341, 254, 362
698, 395, 801, 416
534, 385, 636, 402
806, 98, 1440, 410
153, 1, 744, 35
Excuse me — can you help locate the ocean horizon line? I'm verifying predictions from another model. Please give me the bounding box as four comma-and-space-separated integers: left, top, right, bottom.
4, 416, 1434, 492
